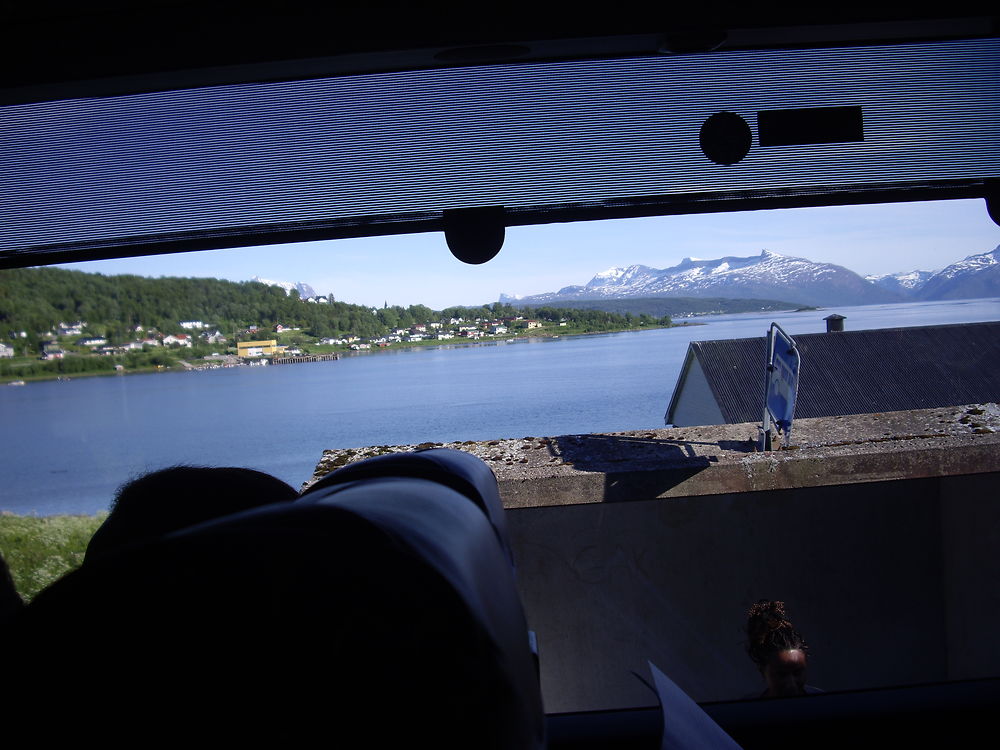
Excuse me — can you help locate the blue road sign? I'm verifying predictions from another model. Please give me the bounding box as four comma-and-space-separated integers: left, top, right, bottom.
764, 323, 800, 446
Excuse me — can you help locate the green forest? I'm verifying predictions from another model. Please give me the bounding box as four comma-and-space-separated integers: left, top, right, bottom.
1, 267, 389, 345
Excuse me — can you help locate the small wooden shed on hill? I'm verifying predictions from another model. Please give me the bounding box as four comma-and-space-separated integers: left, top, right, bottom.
665, 321, 1000, 427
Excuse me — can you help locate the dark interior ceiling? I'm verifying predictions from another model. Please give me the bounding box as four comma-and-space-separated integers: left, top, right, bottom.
3, 5, 997, 104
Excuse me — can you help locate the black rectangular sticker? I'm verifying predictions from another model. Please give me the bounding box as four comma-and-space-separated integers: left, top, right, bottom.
757, 106, 864, 147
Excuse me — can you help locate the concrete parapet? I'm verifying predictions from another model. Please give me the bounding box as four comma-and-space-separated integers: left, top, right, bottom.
307, 403, 1000, 507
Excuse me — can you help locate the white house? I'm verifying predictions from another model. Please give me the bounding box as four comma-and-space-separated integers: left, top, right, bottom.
179, 321, 205, 330
57, 321, 85, 336
163, 334, 193, 347
42, 344, 65, 360
0, 342, 14, 358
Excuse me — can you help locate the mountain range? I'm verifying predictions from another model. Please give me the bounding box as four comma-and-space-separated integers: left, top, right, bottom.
868, 245, 1000, 301
501, 246, 1000, 308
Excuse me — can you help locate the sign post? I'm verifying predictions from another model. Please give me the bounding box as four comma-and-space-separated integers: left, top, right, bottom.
760, 323, 800, 450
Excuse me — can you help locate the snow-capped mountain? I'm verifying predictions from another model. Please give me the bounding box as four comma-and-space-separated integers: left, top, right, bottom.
250, 276, 317, 299
915, 245, 1000, 300
501, 250, 900, 307
865, 270, 937, 297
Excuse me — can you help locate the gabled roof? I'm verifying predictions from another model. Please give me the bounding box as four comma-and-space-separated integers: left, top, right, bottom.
668, 321, 1000, 424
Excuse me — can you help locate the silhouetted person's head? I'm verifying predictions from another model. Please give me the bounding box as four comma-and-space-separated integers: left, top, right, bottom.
85, 466, 297, 562
746, 599, 810, 697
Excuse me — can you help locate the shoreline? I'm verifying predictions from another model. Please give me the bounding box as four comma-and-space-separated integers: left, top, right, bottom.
2, 323, 691, 384
341, 322, 690, 355
1, 364, 182, 385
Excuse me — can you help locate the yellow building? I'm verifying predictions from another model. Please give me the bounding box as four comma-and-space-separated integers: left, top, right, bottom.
236, 339, 284, 358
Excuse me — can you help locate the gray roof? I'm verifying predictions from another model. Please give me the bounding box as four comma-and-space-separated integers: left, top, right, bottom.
672, 321, 1000, 424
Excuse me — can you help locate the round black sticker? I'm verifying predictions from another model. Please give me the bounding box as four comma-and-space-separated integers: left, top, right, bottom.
699, 112, 752, 166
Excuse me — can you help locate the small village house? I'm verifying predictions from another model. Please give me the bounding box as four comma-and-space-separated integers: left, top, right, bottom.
41, 343, 65, 360
57, 321, 85, 336
162, 334, 193, 347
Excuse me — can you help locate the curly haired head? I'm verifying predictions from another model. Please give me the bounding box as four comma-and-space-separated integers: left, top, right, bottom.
745, 599, 809, 670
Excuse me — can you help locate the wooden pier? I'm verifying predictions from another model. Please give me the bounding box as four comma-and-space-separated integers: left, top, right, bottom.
270, 353, 340, 365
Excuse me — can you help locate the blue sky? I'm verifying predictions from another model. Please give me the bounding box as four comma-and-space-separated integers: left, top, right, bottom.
59, 199, 1000, 310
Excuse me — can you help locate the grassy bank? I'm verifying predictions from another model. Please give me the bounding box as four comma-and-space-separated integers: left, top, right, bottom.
1, 364, 184, 385
0, 513, 105, 601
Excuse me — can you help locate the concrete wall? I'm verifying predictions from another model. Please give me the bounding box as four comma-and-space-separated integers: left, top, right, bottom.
305, 406, 1000, 713
507, 472, 1000, 714
941, 473, 1000, 681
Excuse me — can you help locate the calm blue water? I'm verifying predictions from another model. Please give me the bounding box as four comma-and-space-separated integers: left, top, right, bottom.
2, 298, 998, 515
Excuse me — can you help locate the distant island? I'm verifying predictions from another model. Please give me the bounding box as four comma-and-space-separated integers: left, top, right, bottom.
518, 296, 804, 319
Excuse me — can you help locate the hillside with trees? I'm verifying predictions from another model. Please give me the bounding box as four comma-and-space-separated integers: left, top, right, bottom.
0, 267, 388, 346
0, 267, 672, 381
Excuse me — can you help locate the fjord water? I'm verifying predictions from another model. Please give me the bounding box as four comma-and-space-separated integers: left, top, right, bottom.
2, 298, 998, 515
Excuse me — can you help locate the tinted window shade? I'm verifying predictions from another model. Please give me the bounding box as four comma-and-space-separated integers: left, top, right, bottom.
1, 39, 997, 267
